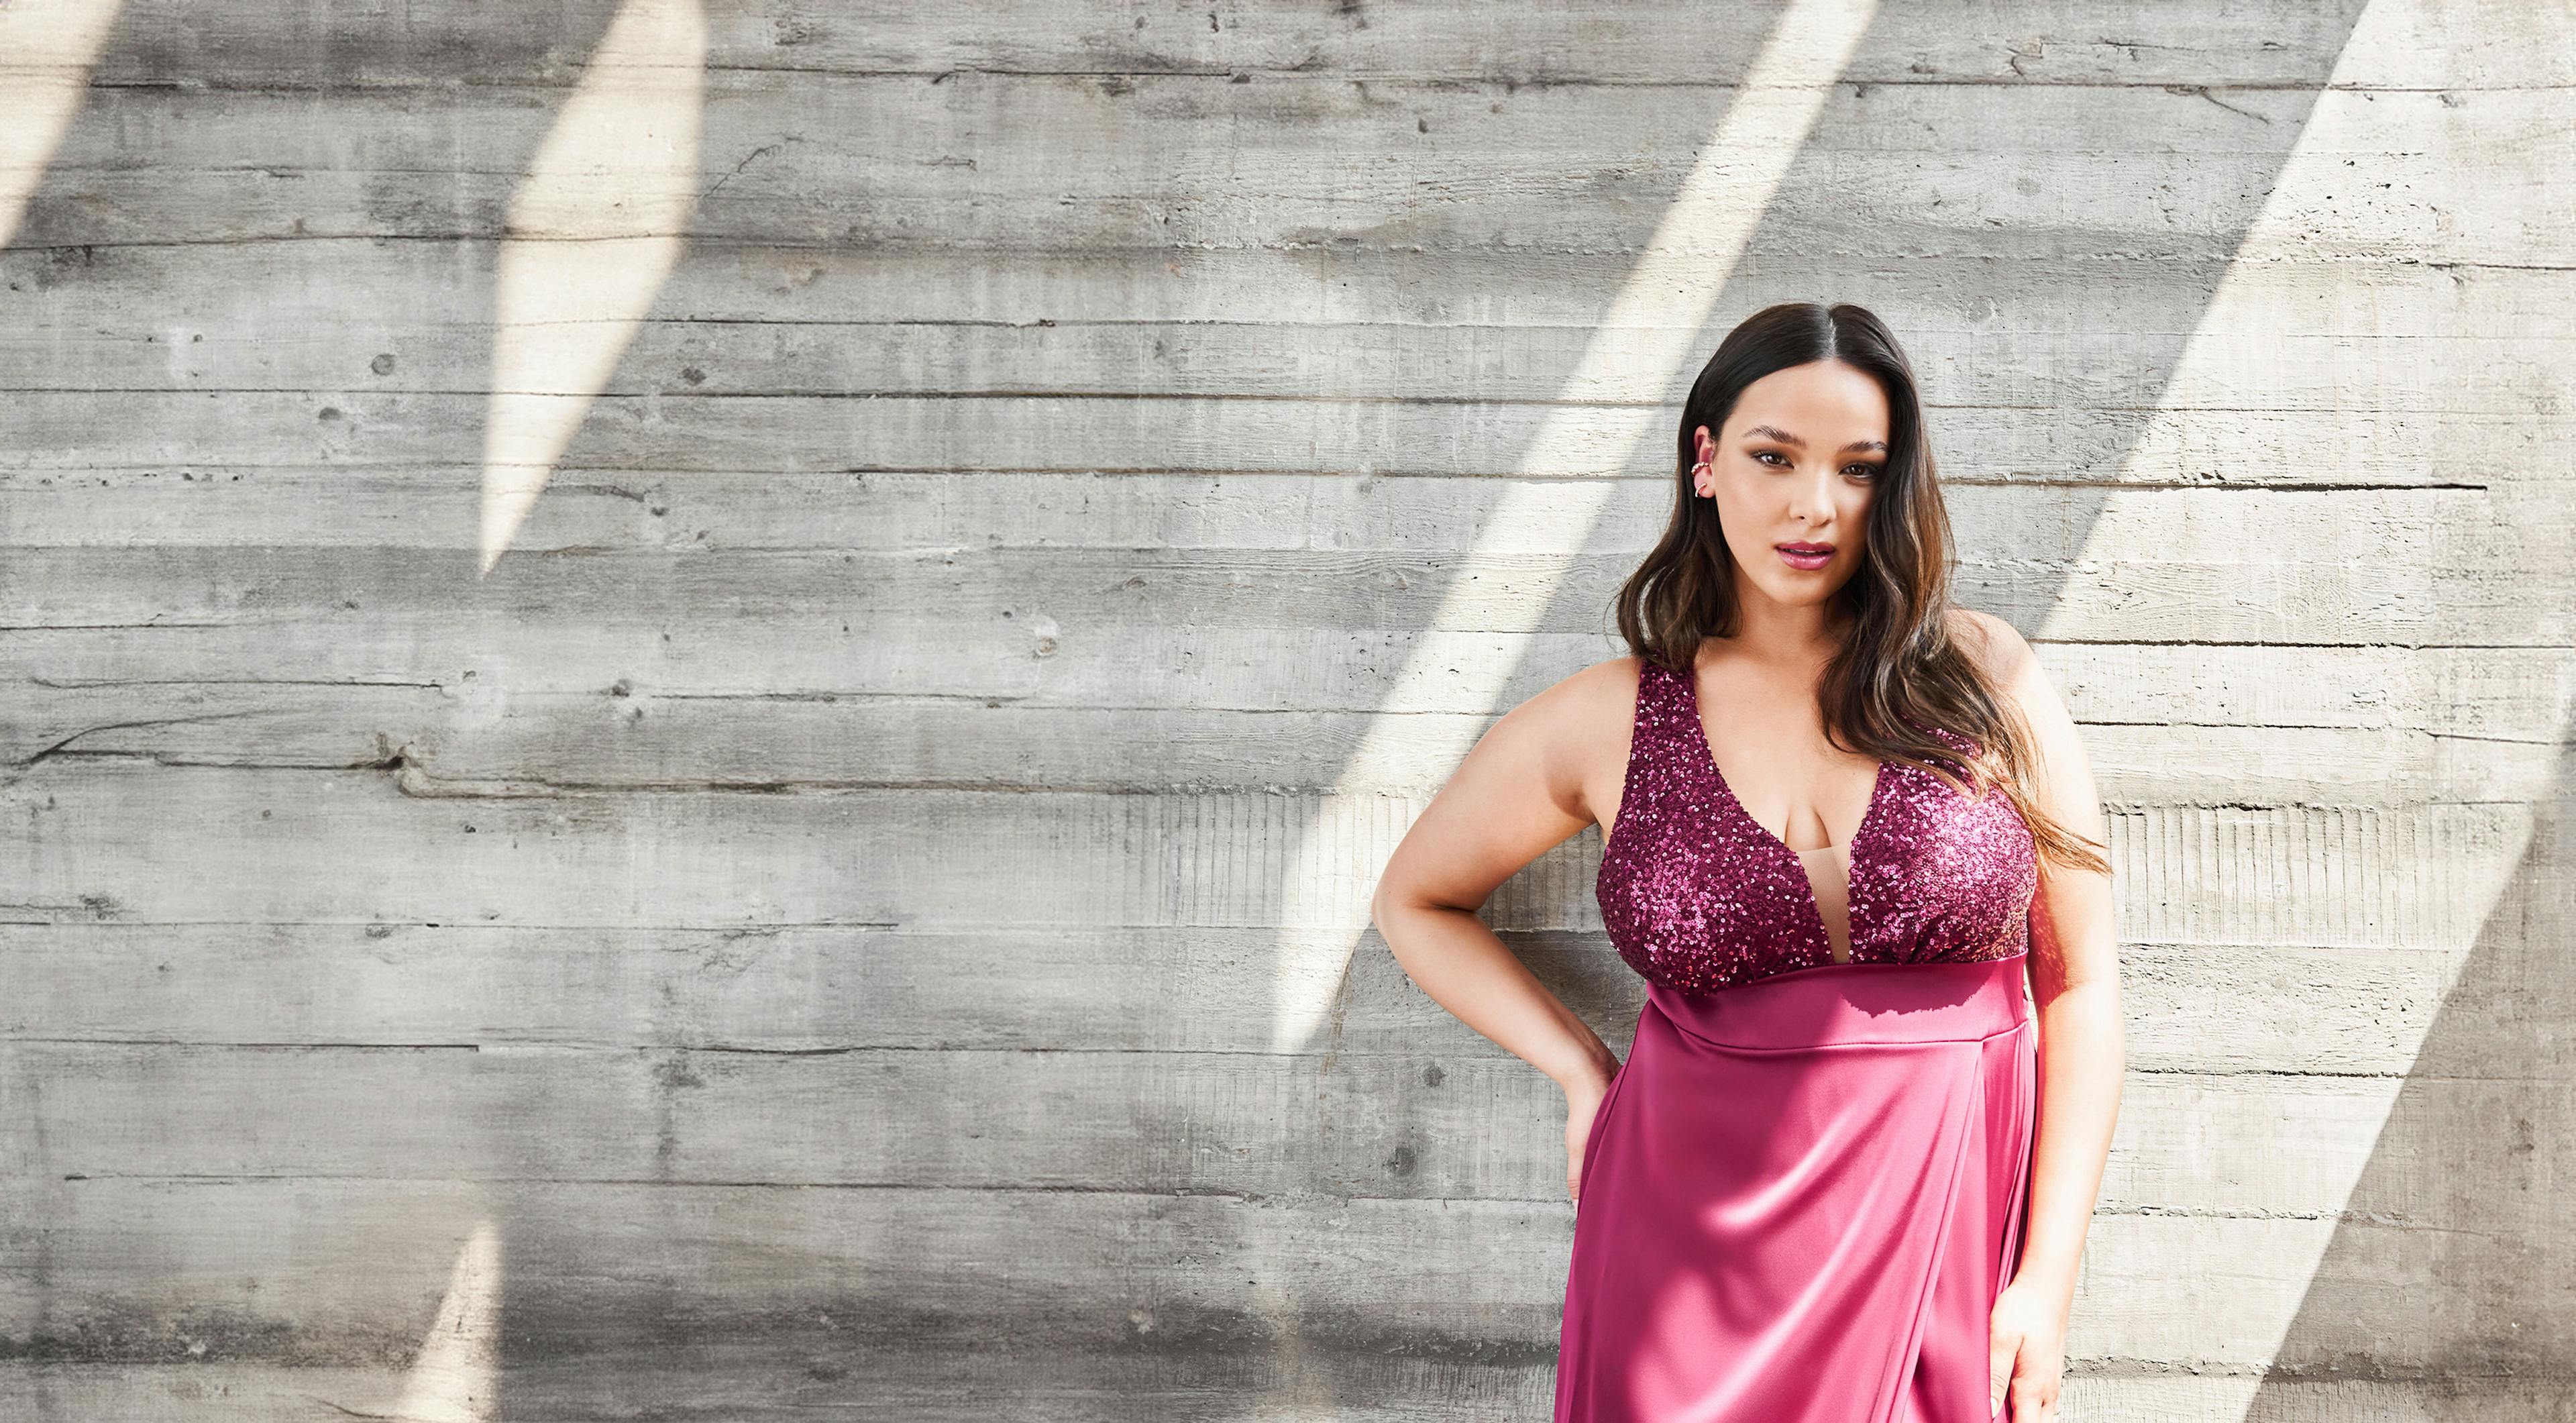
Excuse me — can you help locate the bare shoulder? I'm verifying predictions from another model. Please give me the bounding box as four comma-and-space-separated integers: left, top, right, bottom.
1940, 609, 2110, 897
1372, 653, 1649, 916
1494, 653, 1646, 822
1524, 653, 1646, 748
1943, 608, 2086, 770
1947, 607, 2062, 728
1546, 652, 1647, 716
1944, 607, 2038, 688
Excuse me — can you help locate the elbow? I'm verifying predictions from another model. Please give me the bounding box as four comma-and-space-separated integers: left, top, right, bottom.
1368, 874, 1419, 949
1368, 880, 1401, 939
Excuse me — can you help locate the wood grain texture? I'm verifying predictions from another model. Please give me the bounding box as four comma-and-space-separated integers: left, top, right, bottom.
6, 0, 2574, 1417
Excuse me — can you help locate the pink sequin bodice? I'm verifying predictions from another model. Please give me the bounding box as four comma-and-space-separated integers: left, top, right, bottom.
1596, 658, 2039, 996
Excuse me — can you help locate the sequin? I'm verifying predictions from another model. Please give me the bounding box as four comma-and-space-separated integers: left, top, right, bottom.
1597, 659, 2040, 996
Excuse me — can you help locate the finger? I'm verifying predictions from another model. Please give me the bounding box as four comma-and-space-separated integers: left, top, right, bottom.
1988, 1332, 2017, 1415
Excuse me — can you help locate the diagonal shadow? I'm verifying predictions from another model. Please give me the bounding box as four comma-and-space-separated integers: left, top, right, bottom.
1350, 0, 2377, 1067
1343, 0, 2426, 1411
1466, 3, 2576, 1417
3, 0, 623, 1417
2242, 724, 2576, 1406
0, 0, 128, 251
1419, 17, 2377, 1112
20, 0, 2555, 1412
1263, 0, 1884, 1055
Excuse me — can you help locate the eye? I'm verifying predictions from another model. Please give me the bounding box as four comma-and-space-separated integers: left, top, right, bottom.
1752, 450, 1790, 467
1843, 462, 1880, 480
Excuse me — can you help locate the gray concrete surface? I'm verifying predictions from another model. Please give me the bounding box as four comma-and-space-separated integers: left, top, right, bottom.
2, 1, 2569, 1418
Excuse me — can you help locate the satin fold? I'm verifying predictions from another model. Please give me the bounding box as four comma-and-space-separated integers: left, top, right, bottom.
1555, 955, 2037, 1423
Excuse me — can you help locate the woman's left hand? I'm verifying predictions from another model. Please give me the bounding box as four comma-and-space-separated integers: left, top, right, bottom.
1987, 1277, 2068, 1420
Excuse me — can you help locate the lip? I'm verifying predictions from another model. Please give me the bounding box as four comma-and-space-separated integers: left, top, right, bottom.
1775, 541, 1835, 571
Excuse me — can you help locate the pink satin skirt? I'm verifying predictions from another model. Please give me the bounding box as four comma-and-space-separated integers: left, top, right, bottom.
1554, 955, 2037, 1423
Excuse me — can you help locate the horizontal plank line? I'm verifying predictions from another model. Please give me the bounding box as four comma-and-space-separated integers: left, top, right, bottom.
66, 70, 2576, 95
10, 644, 2555, 665
7, 1038, 484, 1051
2098, 1204, 2506, 1229
28, 1171, 1525, 1203
2000, 639, 2573, 651
0, 386, 2546, 432
0, 473, 2510, 494
8, 233, 2532, 274
0, 231, 2506, 264
0, 1037, 2465, 1077
0, 623, 233, 633
5, 751, 2565, 804
0, 914, 908, 929
4, 715, 2561, 749
0, 1037, 1470, 1058
12, 679, 919, 696
18, 1173, 2503, 1232
0, 387, 2531, 419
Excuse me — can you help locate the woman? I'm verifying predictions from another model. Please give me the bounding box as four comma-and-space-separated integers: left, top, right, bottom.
1369, 302, 2122, 1422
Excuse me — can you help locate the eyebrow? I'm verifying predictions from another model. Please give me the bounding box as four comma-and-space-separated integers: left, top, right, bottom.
1743, 424, 1887, 455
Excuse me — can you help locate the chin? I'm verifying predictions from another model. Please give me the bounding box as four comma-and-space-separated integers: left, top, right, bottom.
1748, 577, 1843, 609
1731, 545, 1852, 607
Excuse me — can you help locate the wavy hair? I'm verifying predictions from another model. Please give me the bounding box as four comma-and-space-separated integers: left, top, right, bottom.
1612, 301, 2108, 876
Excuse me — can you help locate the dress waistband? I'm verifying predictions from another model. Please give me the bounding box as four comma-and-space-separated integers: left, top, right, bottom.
1645, 954, 2031, 1051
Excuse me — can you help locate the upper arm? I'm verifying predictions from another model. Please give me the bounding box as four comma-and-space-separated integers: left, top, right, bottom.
1951, 610, 2116, 990
1955, 611, 2099, 834
1370, 660, 1632, 918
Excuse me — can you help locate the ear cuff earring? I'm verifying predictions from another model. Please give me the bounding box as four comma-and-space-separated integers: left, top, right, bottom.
1690, 461, 1714, 497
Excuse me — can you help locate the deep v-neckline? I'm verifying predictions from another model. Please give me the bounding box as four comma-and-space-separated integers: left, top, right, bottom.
1675, 662, 1889, 953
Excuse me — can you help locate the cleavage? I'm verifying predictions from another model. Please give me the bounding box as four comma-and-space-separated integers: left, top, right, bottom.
1719, 759, 1877, 963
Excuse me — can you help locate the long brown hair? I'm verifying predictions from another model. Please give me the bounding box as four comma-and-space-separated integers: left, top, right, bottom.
1613, 301, 2108, 876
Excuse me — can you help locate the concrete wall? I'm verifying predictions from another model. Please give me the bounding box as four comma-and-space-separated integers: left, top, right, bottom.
4, 1, 2571, 1418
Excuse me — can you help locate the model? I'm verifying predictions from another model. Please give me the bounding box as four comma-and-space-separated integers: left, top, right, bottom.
1369, 301, 2123, 1422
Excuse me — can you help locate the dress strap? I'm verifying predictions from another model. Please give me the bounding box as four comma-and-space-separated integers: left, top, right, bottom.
1621, 659, 1697, 790
1635, 657, 1678, 706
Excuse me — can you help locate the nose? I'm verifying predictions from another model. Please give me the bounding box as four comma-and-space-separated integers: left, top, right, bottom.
1784, 464, 1835, 526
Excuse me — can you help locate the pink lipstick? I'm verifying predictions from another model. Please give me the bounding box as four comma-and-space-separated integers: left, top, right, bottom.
1776, 541, 1835, 572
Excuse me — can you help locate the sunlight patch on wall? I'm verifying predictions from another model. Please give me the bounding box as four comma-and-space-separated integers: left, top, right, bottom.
0, 0, 125, 250
481, 0, 706, 574
2047, 0, 2576, 1406
390, 1218, 504, 1423
1267, 0, 1883, 1053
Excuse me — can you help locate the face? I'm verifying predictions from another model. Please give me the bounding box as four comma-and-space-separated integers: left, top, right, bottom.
1691, 359, 1890, 612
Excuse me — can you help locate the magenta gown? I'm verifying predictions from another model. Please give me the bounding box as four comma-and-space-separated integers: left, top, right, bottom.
1556, 659, 2042, 1423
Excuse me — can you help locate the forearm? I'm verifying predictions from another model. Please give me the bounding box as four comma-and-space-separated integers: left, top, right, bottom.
1373, 896, 1619, 1091
2012, 976, 2124, 1305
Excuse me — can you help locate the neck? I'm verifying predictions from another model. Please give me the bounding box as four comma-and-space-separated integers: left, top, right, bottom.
1725, 581, 1848, 669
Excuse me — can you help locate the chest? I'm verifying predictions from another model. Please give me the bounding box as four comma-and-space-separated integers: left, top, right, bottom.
1594, 664, 2039, 995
